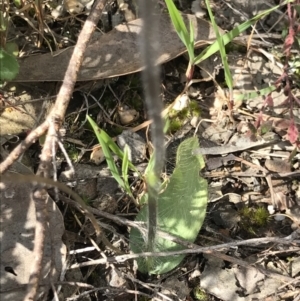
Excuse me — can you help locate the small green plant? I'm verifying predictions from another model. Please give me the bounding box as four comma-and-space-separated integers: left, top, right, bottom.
87, 115, 139, 200
130, 137, 208, 274
164, 0, 292, 96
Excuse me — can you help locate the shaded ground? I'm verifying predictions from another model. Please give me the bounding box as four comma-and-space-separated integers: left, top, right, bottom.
0, 0, 300, 301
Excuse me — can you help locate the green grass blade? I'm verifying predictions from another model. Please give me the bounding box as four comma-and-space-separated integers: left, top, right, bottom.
194, 0, 293, 64
121, 144, 133, 196
188, 19, 195, 62
205, 0, 233, 89
87, 116, 138, 173
164, 0, 190, 50
122, 144, 130, 183
87, 116, 125, 189
235, 85, 277, 101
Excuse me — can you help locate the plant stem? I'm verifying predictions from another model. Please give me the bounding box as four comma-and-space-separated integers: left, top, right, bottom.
138, 0, 165, 253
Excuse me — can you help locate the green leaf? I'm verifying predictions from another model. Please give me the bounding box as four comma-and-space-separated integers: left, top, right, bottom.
121, 144, 132, 196
87, 115, 137, 171
13, 0, 22, 7
164, 0, 192, 56
234, 85, 277, 101
187, 19, 195, 62
87, 116, 139, 197
130, 137, 208, 274
88, 116, 125, 188
0, 48, 19, 81
205, 0, 233, 89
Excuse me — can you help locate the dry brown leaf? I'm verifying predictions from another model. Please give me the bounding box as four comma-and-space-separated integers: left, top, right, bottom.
0, 162, 66, 301
15, 14, 218, 82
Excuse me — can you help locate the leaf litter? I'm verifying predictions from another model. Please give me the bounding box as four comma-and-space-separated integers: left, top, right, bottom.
0, 0, 300, 300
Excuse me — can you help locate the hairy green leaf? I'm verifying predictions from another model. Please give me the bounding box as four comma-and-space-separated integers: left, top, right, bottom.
130, 137, 207, 274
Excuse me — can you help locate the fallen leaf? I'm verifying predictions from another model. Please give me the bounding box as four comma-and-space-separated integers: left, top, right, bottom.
14, 14, 219, 82
0, 162, 66, 301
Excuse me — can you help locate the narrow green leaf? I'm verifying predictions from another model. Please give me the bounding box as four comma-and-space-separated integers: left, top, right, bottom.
205, 0, 233, 89
234, 85, 277, 101
87, 116, 125, 189
87, 115, 140, 198
164, 0, 190, 51
187, 19, 195, 62
121, 144, 133, 196
87, 116, 138, 172
122, 144, 130, 183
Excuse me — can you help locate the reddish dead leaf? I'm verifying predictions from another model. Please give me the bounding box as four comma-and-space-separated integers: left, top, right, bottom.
264, 94, 274, 107
283, 28, 295, 56
287, 121, 299, 144
254, 111, 264, 129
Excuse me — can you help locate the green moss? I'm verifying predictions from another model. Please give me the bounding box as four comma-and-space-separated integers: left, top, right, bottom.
167, 100, 201, 133
64, 143, 79, 162
189, 100, 201, 117
253, 207, 270, 226
193, 286, 209, 301
176, 107, 189, 119
238, 206, 270, 235
168, 118, 182, 132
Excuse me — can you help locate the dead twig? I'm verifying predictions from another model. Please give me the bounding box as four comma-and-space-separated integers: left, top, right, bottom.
70, 232, 299, 285
15, 1, 109, 300
0, 120, 49, 173
62, 198, 300, 285
24, 188, 49, 301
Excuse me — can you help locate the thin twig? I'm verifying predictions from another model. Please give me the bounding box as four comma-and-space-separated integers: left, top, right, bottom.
65, 199, 300, 284
19, 2, 109, 300
0, 120, 49, 173
70, 234, 299, 284
24, 187, 49, 301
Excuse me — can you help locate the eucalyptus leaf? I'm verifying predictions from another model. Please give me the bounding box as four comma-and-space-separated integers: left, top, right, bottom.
130, 137, 207, 274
